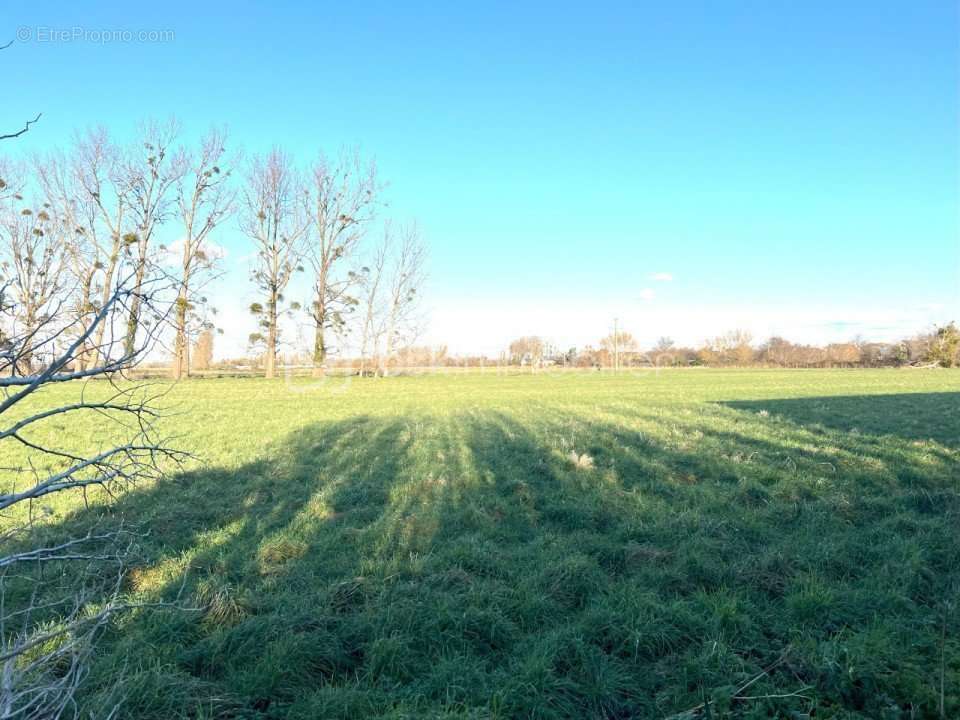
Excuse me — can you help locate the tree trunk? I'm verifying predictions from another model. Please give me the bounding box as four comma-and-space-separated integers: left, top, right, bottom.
265, 290, 278, 379
171, 291, 188, 380
90, 249, 120, 370
359, 320, 369, 378
19, 308, 36, 376
312, 299, 326, 378
382, 324, 395, 377
312, 328, 326, 377
124, 255, 148, 359
76, 272, 95, 372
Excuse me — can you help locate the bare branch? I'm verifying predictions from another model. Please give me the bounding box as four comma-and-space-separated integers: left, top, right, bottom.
0, 113, 41, 142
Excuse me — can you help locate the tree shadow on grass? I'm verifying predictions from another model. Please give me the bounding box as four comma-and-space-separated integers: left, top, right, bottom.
721, 392, 960, 449
14, 401, 960, 719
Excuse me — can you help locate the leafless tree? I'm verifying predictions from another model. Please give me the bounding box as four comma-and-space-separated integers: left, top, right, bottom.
355, 222, 426, 376
380, 222, 426, 375
600, 331, 638, 353
121, 119, 183, 357
191, 327, 215, 371
357, 238, 388, 376
170, 129, 234, 379
305, 150, 379, 375
508, 336, 546, 366
241, 149, 309, 378
598, 330, 638, 369
33, 146, 116, 373
0, 190, 67, 374
654, 337, 675, 352
33, 156, 89, 364
68, 128, 137, 370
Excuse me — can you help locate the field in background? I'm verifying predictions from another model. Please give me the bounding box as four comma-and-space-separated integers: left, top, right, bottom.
6, 369, 960, 718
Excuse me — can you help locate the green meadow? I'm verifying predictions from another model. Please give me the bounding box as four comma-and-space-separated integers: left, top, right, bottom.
5, 369, 960, 718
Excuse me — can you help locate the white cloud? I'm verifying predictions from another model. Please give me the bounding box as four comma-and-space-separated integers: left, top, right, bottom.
638, 288, 656, 301
650, 272, 673, 282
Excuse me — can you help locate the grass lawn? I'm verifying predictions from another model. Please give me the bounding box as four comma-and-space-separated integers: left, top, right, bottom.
4, 369, 960, 718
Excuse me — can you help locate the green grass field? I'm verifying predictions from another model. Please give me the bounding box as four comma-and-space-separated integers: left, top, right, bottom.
6, 369, 960, 718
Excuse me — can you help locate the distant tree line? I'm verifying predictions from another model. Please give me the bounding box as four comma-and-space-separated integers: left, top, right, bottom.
217, 322, 954, 373
497, 323, 960, 370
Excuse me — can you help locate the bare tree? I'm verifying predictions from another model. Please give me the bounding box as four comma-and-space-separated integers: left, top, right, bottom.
381, 222, 426, 375
69, 128, 137, 370
724, 329, 754, 365
0, 191, 67, 374
508, 336, 545, 366
650, 337, 676, 366
305, 150, 379, 375
38, 125, 180, 372
241, 149, 309, 378
654, 337, 675, 352
699, 330, 754, 366
357, 238, 388, 376
191, 327, 215, 371
600, 330, 638, 368
121, 119, 183, 357
33, 147, 112, 372
600, 330, 638, 354
170, 129, 234, 379
354, 222, 426, 376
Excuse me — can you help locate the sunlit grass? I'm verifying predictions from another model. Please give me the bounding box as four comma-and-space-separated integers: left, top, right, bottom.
3, 369, 959, 718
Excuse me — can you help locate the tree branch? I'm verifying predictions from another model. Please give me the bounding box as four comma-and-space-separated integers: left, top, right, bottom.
0, 112, 41, 141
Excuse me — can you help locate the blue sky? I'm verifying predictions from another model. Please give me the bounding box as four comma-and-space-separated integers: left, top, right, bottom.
5, 1, 958, 355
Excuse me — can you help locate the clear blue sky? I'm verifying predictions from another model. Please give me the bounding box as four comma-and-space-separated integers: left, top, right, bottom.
6, 1, 959, 354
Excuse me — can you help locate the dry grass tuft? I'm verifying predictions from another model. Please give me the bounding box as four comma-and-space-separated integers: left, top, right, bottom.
568, 451, 595, 469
